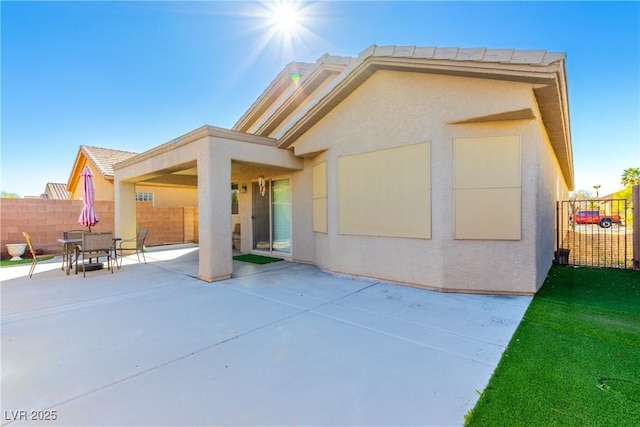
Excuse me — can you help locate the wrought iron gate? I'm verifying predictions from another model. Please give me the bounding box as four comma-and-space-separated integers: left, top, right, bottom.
556, 199, 634, 269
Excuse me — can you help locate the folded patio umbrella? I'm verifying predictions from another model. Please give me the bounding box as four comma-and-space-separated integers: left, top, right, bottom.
78, 166, 99, 231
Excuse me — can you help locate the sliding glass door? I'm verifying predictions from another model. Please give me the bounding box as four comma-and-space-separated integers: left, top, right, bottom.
252, 178, 291, 254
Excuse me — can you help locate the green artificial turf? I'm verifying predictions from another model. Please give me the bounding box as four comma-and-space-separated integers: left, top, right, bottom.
232, 254, 283, 265
465, 266, 640, 427
0, 256, 53, 267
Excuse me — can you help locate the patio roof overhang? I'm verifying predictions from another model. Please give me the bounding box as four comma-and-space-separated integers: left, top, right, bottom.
113, 125, 303, 283
114, 125, 304, 187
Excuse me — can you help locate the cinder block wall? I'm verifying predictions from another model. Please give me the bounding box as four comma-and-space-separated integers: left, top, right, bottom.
0, 199, 198, 259
136, 202, 197, 246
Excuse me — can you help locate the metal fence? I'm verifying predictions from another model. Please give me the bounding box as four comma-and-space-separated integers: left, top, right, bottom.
556, 199, 634, 269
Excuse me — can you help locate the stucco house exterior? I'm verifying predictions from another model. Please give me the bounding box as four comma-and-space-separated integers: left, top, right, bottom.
114, 45, 573, 294
68, 145, 198, 207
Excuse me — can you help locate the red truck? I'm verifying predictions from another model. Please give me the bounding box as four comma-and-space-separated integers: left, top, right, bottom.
574, 211, 621, 228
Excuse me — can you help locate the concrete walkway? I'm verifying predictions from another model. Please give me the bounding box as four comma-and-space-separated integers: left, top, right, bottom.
1, 245, 531, 426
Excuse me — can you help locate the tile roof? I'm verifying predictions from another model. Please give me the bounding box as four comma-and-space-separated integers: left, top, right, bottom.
356, 45, 565, 66
236, 44, 566, 137
81, 145, 139, 178
274, 44, 567, 141
43, 182, 69, 199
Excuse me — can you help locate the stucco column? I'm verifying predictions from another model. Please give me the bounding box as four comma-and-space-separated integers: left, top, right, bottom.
115, 180, 136, 242
197, 146, 232, 282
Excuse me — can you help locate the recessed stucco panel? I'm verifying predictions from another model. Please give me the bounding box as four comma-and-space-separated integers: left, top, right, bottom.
454, 188, 521, 240
338, 143, 430, 239
453, 135, 521, 240
312, 162, 328, 233
312, 162, 327, 198
313, 198, 327, 233
454, 135, 521, 188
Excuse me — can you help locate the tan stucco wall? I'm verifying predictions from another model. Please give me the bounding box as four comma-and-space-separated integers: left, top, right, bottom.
138, 185, 198, 207
69, 160, 113, 201
532, 98, 571, 286
289, 70, 565, 294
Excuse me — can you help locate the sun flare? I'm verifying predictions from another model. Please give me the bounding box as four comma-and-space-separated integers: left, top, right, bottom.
239, 0, 324, 65
269, 1, 301, 34
272, 2, 300, 32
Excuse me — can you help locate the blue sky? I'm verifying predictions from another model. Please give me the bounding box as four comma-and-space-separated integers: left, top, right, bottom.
2, 1, 639, 197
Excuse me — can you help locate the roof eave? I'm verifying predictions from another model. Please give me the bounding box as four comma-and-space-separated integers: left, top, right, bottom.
533, 60, 573, 189
66, 146, 89, 193
276, 56, 565, 149
253, 64, 347, 137
233, 62, 313, 133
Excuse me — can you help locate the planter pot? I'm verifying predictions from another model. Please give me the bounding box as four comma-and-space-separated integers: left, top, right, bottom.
6, 243, 27, 261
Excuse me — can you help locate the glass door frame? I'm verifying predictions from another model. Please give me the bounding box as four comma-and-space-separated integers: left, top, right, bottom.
250, 175, 292, 257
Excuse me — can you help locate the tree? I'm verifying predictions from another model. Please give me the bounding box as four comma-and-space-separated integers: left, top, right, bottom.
570, 189, 592, 200
621, 167, 640, 187
0, 191, 19, 198
617, 167, 638, 225
569, 189, 593, 227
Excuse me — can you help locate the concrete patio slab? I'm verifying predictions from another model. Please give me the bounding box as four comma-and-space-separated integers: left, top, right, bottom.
1, 245, 532, 426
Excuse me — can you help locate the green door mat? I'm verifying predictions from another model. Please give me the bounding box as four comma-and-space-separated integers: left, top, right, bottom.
232, 254, 284, 264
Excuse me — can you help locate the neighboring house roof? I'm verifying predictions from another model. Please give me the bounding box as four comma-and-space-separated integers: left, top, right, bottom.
42, 182, 69, 199
598, 191, 625, 200
80, 145, 139, 178
67, 145, 139, 193
235, 44, 573, 188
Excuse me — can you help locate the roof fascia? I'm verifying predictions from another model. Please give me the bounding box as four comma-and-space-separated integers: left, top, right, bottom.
533, 62, 574, 188
254, 64, 346, 136
233, 62, 312, 133
276, 57, 562, 149
66, 146, 90, 193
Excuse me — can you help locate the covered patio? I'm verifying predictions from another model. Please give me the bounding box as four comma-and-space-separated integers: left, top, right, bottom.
114, 125, 304, 282
1, 245, 531, 426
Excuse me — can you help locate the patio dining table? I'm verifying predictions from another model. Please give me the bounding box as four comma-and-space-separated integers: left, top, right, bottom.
57, 236, 121, 275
